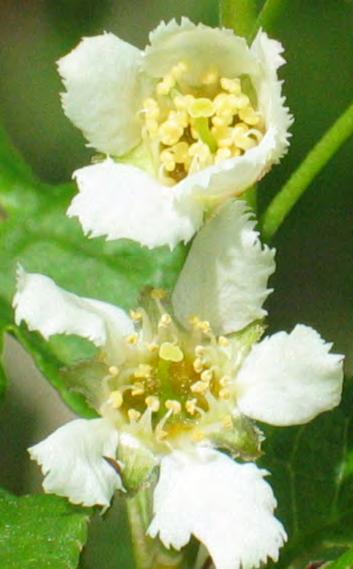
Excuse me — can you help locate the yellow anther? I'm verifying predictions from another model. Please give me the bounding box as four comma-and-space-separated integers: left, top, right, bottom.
168, 110, 189, 128
234, 132, 257, 152
142, 97, 159, 116
191, 429, 206, 442
220, 77, 241, 94
171, 141, 190, 164
155, 428, 168, 441
212, 114, 233, 128
158, 313, 172, 327
218, 336, 230, 347
202, 69, 219, 85
220, 375, 231, 387
219, 387, 231, 400
193, 357, 204, 373
223, 414, 233, 429
134, 364, 152, 378
159, 342, 184, 363
130, 309, 143, 322
214, 93, 238, 116
145, 396, 160, 412
145, 118, 159, 135
239, 106, 260, 126
160, 150, 175, 172
215, 148, 232, 164
195, 345, 206, 357
156, 75, 175, 96
150, 288, 167, 300
234, 93, 250, 109
212, 125, 233, 148
165, 400, 182, 414
147, 342, 159, 352
131, 382, 145, 396
199, 321, 211, 334
185, 398, 198, 415
174, 94, 194, 111
108, 390, 123, 409
190, 316, 211, 334
128, 409, 141, 422
108, 365, 119, 376
126, 334, 139, 345
159, 120, 184, 146
191, 380, 209, 394
188, 142, 211, 162
201, 369, 213, 382
188, 97, 215, 119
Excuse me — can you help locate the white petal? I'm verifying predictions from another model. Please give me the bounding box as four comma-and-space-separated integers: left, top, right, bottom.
172, 200, 275, 335
144, 18, 257, 85
29, 418, 121, 507
58, 33, 144, 156
13, 267, 134, 364
69, 159, 203, 250
236, 324, 344, 426
250, 31, 293, 166
148, 448, 286, 569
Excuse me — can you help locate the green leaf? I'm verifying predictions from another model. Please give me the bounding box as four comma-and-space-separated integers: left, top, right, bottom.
328, 547, 353, 569
0, 489, 90, 569
261, 379, 353, 568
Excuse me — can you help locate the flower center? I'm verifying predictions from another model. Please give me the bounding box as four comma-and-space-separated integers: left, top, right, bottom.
139, 61, 265, 185
104, 291, 238, 445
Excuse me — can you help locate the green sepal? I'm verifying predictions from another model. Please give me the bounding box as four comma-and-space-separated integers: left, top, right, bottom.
118, 435, 158, 496
210, 413, 263, 460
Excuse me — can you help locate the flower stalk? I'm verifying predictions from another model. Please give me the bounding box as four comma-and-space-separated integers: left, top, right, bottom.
261, 101, 353, 241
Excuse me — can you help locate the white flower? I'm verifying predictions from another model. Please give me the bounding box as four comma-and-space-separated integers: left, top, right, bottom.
58, 18, 292, 249
13, 201, 342, 569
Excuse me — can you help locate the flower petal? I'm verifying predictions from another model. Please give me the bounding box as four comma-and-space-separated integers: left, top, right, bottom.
13, 267, 134, 364
144, 18, 257, 85
236, 324, 344, 426
29, 418, 121, 507
58, 33, 144, 156
172, 200, 275, 335
69, 159, 203, 249
148, 448, 286, 569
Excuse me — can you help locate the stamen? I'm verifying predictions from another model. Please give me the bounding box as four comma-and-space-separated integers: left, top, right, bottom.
158, 313, 172, 328
126, 333, 139, 345
223, 414, 233, 429
130, 309, 143, 322
201, 369, 213, 382
150, 288, 167, 300
191, 380, 209, 394
219, 387, 231, 400
191, 429, 206, 442
193, 358, 204, 373
185, 398, 198, 415
134, 364, 152, 378
145, 395, 160, 412
131, 382, 145, 396
220, 375, 231, 387
108, 365, 119, 376
220, 77, 241, 94
218, 336, 230, 347
165, 399, 182, 414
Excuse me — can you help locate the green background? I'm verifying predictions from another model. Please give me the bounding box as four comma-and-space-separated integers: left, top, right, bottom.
0, 1, 352, 568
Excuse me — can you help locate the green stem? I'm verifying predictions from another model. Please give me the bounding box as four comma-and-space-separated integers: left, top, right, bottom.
250, 0, 285, 40
126, 485, 185, 569
219, 0, 258, 37
261, 101, 353, 241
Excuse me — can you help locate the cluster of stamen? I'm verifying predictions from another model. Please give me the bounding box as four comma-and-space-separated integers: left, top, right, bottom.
140, 62, 265, 185
104, 290, 236, 445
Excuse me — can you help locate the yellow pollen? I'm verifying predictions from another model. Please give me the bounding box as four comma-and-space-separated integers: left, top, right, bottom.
202, 69, 218, 85
223, 414, 233, 429
145, 396, 160, 412
191, 380, 209, 394
108, 390, 123, 409
108, 365, 119, 376
218, 336, 230, 347
195, 345, 206, 357
130, 309, 143, 321
185, 398, 198, 415
126, 334, 139, 345
150, 288, 167, 300
219, 387, 231, 400
147, 342, 159, 352
239, 106, 260, 126
160, 149, 176, 172
220, 77, 241, 94
156, 75, 175, 96
159, 120, 184, 146
159, 342, 184, 363
158, 313, 172, 327
134, 364, 152, 378
234, 93, 250, 108
128, 409, 141, 422
165, 400, 182, 414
